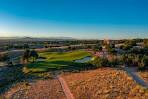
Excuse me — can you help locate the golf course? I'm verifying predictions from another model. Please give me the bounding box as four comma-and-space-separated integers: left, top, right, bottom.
24, 50, 92, 73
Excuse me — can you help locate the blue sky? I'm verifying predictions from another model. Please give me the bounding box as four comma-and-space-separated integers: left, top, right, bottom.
0, 0, 148, 39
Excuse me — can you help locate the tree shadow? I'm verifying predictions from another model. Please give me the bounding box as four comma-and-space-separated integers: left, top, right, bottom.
27, 61, 94, 72
0, 61, 96, 96
0, 64, 49, 96
48, 60, 96, 72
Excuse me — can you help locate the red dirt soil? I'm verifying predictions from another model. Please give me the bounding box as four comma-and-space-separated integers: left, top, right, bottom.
62, 68, 148, 99
1, 68, 148, 99
2, 79, 66, 99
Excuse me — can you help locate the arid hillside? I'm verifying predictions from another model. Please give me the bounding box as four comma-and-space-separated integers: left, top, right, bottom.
62, 68, 148, 99
2, 79, 66, 99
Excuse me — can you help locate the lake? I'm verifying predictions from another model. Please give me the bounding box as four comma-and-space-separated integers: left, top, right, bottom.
74, 56, 92, 63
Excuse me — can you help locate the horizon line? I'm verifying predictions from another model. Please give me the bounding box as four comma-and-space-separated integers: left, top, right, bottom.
0, 36, 147, 40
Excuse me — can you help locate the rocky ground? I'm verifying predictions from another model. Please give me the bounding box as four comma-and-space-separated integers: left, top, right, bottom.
62, 68, 148, 99
1, 79, 66, 99
1, 67, 148, 99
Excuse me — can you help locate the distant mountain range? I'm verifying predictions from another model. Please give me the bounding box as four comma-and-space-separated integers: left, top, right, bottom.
0, 37, 76, 41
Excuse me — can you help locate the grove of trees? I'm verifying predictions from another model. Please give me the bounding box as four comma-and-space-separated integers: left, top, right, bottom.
22, 49, 38, 63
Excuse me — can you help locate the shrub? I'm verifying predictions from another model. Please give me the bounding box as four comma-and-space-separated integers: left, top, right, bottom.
121, 54, 138, 66
30, 50, 39, 62
138, 61, 145, 70
108, 58, 118, 67
142, 55, 148, 66
22, 49, 30, 63
138, 55, 148, 70
0, 53, 9, 61
91, 56, 108, 68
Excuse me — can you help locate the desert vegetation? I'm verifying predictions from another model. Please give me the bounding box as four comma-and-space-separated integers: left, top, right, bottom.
62, 68, 148, 99
0, 38, 148, 99
0, 0, 148, 97
2, 79, 66, 99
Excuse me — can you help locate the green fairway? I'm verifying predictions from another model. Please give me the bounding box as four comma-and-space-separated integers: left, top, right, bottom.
24, 50, 91, 73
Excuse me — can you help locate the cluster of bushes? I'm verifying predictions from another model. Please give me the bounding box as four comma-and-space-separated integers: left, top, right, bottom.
120, 45, 148, 70
22, 49, 38, 63
118, 40, 137, 50
91, 54, 148, 70
128, 47, 148, 55
121, 54, 148, 70
0, 53, 9, 61
91, 56, 119, 68
91, 57, 108, 67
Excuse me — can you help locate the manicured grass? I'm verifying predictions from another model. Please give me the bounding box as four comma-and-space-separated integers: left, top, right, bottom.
39, 50, 91, 61
24, 50, 91, 73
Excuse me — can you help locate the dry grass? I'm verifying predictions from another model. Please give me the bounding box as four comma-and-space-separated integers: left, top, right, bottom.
2, 79, 66, 99
62, 68, 148, 99
138, 71, 148, 83
2, 68, 148, 99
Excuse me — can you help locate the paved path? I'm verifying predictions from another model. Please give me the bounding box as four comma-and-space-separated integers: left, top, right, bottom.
124, 67, 148, 88
57, 76, 75, 99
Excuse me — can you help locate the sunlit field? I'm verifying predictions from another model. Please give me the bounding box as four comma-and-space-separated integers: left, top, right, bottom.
24, 50, 91, 73
62, 68, 148, 99
2, 68, 148, 99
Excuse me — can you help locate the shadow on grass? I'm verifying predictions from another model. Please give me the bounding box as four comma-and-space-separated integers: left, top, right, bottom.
0, 61, 95, 96
26, 60, 96, 73
0, 64, 50, 96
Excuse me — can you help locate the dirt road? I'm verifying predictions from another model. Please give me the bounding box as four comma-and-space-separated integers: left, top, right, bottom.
58, 76, 75, 99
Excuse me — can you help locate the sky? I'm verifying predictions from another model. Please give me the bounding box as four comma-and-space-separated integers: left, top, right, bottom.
0, 0, 148, 39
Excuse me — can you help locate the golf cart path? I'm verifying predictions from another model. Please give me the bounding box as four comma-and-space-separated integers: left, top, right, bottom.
57, 76, 75, 99
124, 66, 148, 88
